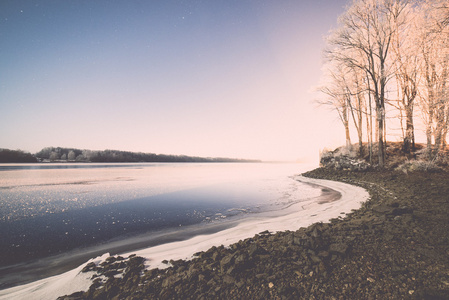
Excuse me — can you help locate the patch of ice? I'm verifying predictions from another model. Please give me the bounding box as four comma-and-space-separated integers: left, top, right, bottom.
0, 253, 109, 300
0, 176, 369, 300
129, 176, 369, 270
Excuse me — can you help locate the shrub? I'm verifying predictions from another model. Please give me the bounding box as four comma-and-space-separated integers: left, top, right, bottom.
395, 159, 443, 173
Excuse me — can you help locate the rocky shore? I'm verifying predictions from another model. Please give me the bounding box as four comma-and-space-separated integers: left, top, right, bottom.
59, 168, 449, 299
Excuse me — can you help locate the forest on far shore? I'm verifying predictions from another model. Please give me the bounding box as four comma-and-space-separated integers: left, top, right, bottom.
0, 147, 260, 163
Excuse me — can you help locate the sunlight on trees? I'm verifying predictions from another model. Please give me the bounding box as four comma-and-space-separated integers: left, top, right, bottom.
318, 0, 449, 167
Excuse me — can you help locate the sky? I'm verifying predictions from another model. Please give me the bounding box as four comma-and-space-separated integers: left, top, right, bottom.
0, 0, 350, 162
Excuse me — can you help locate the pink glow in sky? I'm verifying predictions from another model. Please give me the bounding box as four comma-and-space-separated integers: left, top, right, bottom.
0, 0, 349, 161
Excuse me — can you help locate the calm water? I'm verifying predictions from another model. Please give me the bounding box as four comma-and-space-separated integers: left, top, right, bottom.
0, 162, 319, 288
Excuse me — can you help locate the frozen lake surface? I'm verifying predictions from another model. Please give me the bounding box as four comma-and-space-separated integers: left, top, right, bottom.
0, 162, 320, 288
0, 163, 370, 299
0, 163, 319, 223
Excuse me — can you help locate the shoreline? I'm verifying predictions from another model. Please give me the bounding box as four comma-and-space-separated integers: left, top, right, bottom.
0, 221, 237, 290
59, 167, 449, 299
4, 167, 449, 299
0, 162, 315, 287
0, 173, 368, 299
123, 176, 366, 271
0, 169, 321, 290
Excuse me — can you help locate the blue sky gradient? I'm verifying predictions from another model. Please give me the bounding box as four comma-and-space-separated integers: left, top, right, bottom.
1, 0, 349, 161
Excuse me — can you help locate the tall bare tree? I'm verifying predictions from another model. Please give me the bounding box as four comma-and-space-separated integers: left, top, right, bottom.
416, 0, 449, 158
318, 62, 353, 148
343, 63, 366, 156
390, 2, 418, 153
326, 0, 407, 167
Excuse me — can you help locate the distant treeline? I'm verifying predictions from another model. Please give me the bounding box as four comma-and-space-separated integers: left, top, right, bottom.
3, 147, 259, 163
0, 149, 38, 163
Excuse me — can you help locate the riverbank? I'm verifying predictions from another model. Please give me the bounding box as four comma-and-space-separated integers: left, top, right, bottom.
54, 167, 449, 299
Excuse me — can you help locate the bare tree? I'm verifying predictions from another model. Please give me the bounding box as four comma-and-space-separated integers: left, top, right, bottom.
390, 2, 419, 153
318, 61, 353, 148
416, 0, 449, 158
345, 63, 366, 156
326, 0, 407, 167
318, 52, 368, 156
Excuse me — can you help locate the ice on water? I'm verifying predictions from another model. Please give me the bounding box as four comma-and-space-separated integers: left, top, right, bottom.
0, 163, 369, 300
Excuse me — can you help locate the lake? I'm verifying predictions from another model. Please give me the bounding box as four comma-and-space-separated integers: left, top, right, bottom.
0, 162, 319, 288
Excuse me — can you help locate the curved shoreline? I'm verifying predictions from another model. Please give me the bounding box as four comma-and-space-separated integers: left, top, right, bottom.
125, 176, 368, 270
0, 174, 369, 300
56, 168, 448, 299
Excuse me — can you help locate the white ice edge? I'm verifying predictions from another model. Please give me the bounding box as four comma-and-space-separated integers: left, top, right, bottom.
0, 175, 369, 300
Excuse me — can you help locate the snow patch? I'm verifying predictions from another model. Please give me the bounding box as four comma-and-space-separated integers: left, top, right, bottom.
131, 176, 368, 270
0, 253, 110, 300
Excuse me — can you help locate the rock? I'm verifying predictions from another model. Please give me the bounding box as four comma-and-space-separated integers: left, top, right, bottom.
318, 251, 330, 259
104, 269, 120, 278
236, 280, 245, 288
212, 250, 220, 262
220, 254, 234, 270
309, 254, 322, 264
81, 262, 97, 273
207, 278, 216, 286
223, 274, 235, 284
235, 253, 249, 267
329, 243, 349, 256
248, 243, 268, 257
392, 207, 413, 216
105, 256, 117, 263
293, 235, 305, 246
193, 251, 203, 257
226, 265, 236, 275
56, 291, 85, 300
372, 204, 392, 214
308, 224, 322, 238
187, 265, 200, 278
320, 153, 370, 171
162, 276, 181, 288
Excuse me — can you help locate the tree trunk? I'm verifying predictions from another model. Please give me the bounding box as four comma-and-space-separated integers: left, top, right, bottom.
344, 120, 352, 148
434, 106, 445, 158
403, 104, 415, 153
366, 105, 373, 164
377, 105, 386, 167
442, 125, 448, 150
367, 78, 374, 164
